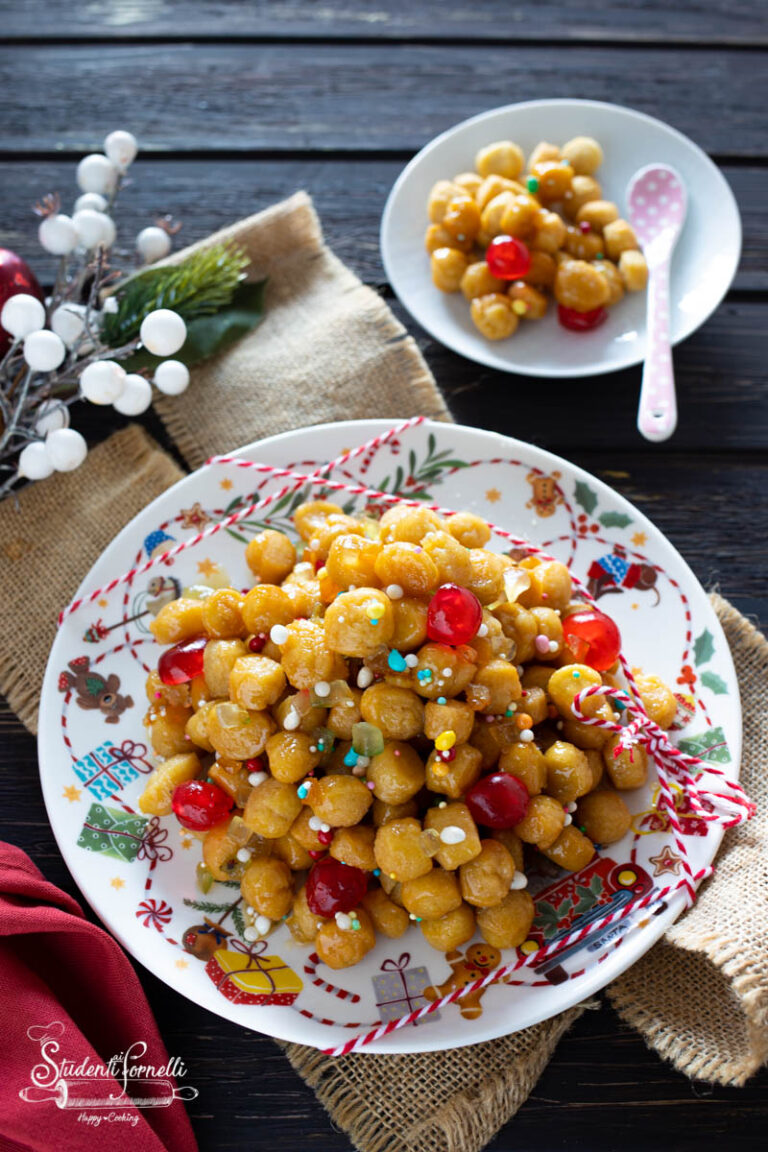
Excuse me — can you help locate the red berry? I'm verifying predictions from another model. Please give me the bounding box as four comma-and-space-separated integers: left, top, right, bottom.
308, 849, 325, 860
557, 304, 608, 331
158, 635, 206, 685
427, 583, 483, 645
562, 607, 621, 671
245, 757, 265, 774
466, 773, 529, 829
306, 857, 367, 917
248, 633, 267, 653
486, 236, 531, 280
317, 828, 334, 846
578, 221, 592, 234
171, 780, 233, 831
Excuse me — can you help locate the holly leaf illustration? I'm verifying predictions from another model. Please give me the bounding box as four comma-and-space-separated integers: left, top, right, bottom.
677, 726, 730, 764
693, 629, 715, 666
574, 480, 598, 516
700, 670, 728, 695
598, 511, 633, 529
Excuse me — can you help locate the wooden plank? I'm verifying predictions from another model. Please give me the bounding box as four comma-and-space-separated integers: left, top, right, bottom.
0, 44, 766, 157
1, 159, 764, 293
4, 0, 768, 45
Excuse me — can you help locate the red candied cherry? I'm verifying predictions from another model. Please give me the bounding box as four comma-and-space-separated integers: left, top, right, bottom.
158, 635, 207, 685
172, 780, 233, 831
427, 583, 483, 646
306, 857, 368, 917
466, 773, 529, 829
557, 304, 608, 331
562, 607, 621, 671
486, 235, 531, 280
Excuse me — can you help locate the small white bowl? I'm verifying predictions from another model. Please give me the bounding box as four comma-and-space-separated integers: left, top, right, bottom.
380, 99, 741, 377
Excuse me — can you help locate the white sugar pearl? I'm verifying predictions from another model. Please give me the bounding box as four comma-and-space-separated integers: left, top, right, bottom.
136, 225, 171, 264
565, 801, 578, 813
270, 624, 289, 645
51, 302, 87, 347
74, 192, 107, 214
1, 293, 45, 339
38, 214, 78, 255
563, 813, 573, 827
283, 709, 300, 731
477, 623, 489, 637
548, 640, 559, 653
404, 654, 419, 668
73, 208, 112, 250
248, 770, 267, 787
357, 667, 373, 689
314, 681, 331, 698
439, 825, 466, 845
510, 873, 528, 890
17, 441, 54, 481
45, 427, 87, 472
356, 755, 370, 769
76, 153, 118, 195
246, 906, 255, 916
308, 816, 323, 831
385, 584, 403, 600
235, 847, 252, 863
243, 926, 260, 942
80, 359, 126, 405
140, 309, 186, 357
113, 372, 152, 415
335, 912, 352, 931
104, 129, 138, 170
320, 822, 330, 834
154, 359, 189, 396
23, 330, 66, 372
519, 729, 534, 743
34, 399, 69, 436
255, 914, 271, 935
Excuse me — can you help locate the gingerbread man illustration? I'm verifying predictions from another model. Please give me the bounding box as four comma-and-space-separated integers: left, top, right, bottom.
423, 943, 503, 1020
526, 471, 563, 518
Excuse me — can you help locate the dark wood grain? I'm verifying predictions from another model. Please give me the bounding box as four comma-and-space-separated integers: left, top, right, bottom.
4, 0, 768, 46
0, 44, 766, 157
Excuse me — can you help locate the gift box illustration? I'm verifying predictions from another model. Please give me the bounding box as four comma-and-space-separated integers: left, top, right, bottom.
72, 739, 154, 801
373, 953, 439, 1025
77, 802, 171, 864
206, 940, 303, 1005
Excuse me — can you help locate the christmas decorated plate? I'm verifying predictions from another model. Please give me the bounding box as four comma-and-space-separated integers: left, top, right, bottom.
380, 99, 741, 377
38, 418, 742, 1053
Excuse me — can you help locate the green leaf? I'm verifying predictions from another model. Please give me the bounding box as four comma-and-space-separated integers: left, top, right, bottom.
182, 898, 232, 914
230, 905, 246, 939
693, 629, 715, 666
574, 480, 598, 516
700, 670, 728, 695
224, 528, 249, 543
598, 511, 633, 529
677, 726, 730, 764
427, 432, 436, 457
572, 884, 600, 917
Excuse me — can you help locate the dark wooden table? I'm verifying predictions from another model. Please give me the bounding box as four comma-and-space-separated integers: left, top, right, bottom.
1, 2, 767, 1149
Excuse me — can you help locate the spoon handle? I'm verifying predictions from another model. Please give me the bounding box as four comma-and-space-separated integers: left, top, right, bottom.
637, 253, 677, 442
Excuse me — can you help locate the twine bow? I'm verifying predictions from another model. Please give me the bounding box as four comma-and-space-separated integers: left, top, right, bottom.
380, 953, 411, 974
136, 816, 173, 864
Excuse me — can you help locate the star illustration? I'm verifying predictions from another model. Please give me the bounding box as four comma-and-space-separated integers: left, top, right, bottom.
649, 846, 682, 876
175, 959, 189, 970
180, 502, 211, 531
62, 785, 82, 803
110, 876, 126, 890
631, 602, 639, 610
485, 488, 501, 504
197, 558, 217, 577
219, 478, 233, 491
631, 531, 647, 547
180, 838, 194, 851
98, 597, 109, 608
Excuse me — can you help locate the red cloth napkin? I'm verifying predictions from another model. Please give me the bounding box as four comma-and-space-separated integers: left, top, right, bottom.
0, 842, 198, 1152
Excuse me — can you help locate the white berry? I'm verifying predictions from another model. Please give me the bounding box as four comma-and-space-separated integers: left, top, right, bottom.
73, 209, 111, 249
76, 153, 118, 195
153, 359, 189, 396
23, 330, 66, 372
45, 428, 87, 472
80, 359, 126, 405
140, 309, 186, 356
104, 130, 138, 170
136, 226, 171, 264
38, 214, 78, 256
74, 192, 107, 214
18, 441, 54, 481
34, 399, 69, 436
1, 293, 45, 339
113, 373, 152, 415
51, 302, 87, 347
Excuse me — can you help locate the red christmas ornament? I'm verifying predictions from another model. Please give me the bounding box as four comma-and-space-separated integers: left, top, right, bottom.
466, 773, 529, 829
562, 607, 622, 671
0, 248, 43, 355
557, 304, 608, 331
158, 635, 207, 684
171, 780, 233, 831
426, 583, 483, 646
485, 235, 531, 280
306, 857, 367, 917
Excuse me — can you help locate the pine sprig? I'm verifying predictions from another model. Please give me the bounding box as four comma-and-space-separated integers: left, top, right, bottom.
102, 243, 249, 346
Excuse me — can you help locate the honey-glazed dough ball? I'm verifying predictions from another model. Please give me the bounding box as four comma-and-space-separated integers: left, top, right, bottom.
282, 579, 322, 620
424, 699, 475, 744
561, 702, 615, 750
374, 817, 434, 882
619, 249, 649, 292
523, 250, 557, 290
431, 247, 469, 293
371, 797, 420, 826
585, 748, 605, 791
476, 890, 535, 950
203, 822, 245, 883
529, 605, 564, 659
150, 598, 205, 645
517, 560, 572, 612
279, 618, 347, 689
308, 775, 373, 827
489, 828, 524, 871
420, 902, 476, 951
530, 209, 567, 254
459, 839, 516, 908
635, 673, 677, 729
202, 638, 247, 698
374, 542, 439, 597
421, 533, 473, 588
475, 140, 525, 181
185, 703, 218, 755
500, 193, 539, 239
523, 684, 549, 726
145, 703, 193, 758
603, 219, 639, 261
360, 683, 425, 740
241, 856, 293, 921
424, 801, 482, 869
330, 825, 377, 871
446, 512, 491, 549
325, 534, 381, 589
561, 136, 603, 175
548, 664, 605, 719
362, 887, 410, 938
201, 588, 246, 639
413, 642, 477, 700
480, 191, 519, 237
206, 701, 276, 760
603, 735, 649, 789
470, 293, 519, 341
245, 529, 296, 585
271, 833, 313, 871
521, 663, 554, 692
460, 261, 506, 301
287, 884, 325, 944
453, 170, 484, 198
528, 141, 561, 168
576, 790, 632, 844
495, 602, 537, 663
442, 195, 482, 244
425, 743, 483, 799
554, 260, 611, 312
575, 199, 620, 232
465, 548, 507, 605
145, 668, 190, 710
390, 596, 429, 651
594, 258, 625, 306
242, 584, 295, 636
540, 825, 595, 872
243, 777, 302, 838
470, 658, 522, 714
229, 654, 286, 712
327, 687, 363, 741
379, 504, 444, 545
475, 174, 520, 211
402, 868, 462, 920
325, 588, 394, 656
367, 741, 425, 804
427, 179, 466, 224
562, 175, 603, 219
508, 281, 548, 320
563, 225, 604, 263
499, 742, 547, 796
266, 730, 322, 783
273, 694, 326, 736
514, 794, 566, 848
425, 222, 473, 255
544, 740, 593, 804
292, 499, 348, 540
139, 752, 201, 816
316, 908, 376, 970
530, 160, 573, 203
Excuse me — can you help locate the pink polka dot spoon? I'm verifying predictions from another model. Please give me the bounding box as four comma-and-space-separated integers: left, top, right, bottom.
626, 163, 688, 442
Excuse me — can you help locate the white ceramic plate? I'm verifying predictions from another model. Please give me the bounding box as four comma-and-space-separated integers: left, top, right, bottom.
380, 99, 741, 377
39, 419, 741, 1053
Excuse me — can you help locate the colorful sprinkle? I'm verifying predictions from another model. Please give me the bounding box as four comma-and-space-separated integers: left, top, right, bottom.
437, 696, 447, 705
357, 666, 374, 689
512, 300, 528, 316
388, 649, 408, 673
435, 729, 457, 752
534, 633, 551, 655
527, 176, 539, 194
385, 584, 404, 600
344, 748, 359, 767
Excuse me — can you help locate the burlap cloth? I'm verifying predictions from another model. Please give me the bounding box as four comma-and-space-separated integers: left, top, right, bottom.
1, 194, 765, 1151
